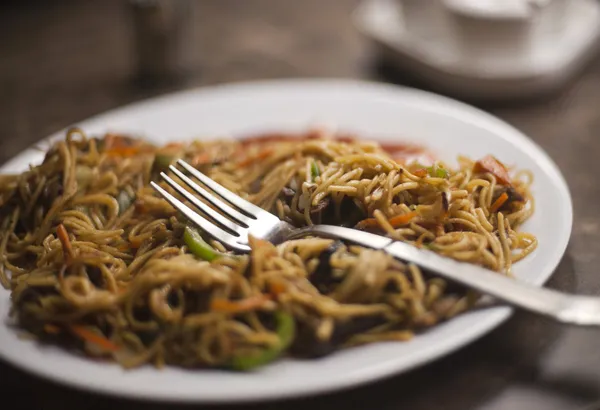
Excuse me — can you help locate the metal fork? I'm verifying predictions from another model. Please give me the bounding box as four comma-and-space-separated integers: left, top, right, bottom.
151, 159, 600, 327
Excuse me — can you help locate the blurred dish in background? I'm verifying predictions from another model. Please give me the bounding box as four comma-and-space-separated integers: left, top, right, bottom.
354, 0, 600, 101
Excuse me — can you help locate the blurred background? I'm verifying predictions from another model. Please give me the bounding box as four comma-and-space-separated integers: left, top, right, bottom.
3, 0, 599, 166
2, 1, 600, 410
0, 0, 369, 162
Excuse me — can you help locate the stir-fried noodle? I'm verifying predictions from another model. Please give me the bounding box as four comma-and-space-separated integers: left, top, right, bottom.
0, 128, 536, 369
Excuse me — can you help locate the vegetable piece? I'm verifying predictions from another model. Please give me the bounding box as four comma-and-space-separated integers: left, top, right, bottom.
104, 133, 136, 150
210, 295, 270, 314
499, 186, 526, 211
310, 197, 331, 216
152, 142, 185, 171
438, 191, 449, 221
281, 186, 295, 198
355, 211, 417, 231
152, 153, 175, 172
412, 168, 428, 178
116, 190, 135, 215
506, 186, 525, 203
426, 165, 449, 178
490, 192, 509, 213
230, 311, 295, 371
441, 192, 449, 212
269, 280, 287, 297
388, 211, 417, 227
190, 153, 212, 167
309, 240, 343, 294
184, 226, 219, 261
335, 197, 365, 228
493, 186, 525, 210
310, 160, 320, 181
69, 325, 120, 352
236, 148, 274, 168
56, 224, 73, 264
473, 155, 511, 185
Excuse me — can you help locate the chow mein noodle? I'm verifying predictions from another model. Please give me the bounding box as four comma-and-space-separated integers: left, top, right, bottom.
0, 128, 536, 370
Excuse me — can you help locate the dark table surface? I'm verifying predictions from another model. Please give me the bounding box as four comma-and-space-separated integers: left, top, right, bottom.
2, 1, 600, 409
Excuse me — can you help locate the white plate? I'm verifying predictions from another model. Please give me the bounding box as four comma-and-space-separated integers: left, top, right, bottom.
0, 79, 572, 403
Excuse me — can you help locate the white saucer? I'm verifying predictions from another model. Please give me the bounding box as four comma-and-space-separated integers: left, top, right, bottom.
353, 0, 600, 101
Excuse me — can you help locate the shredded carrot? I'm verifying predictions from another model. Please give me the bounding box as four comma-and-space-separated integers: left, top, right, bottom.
269, 281, 287, 297
191, 153, 212, 167
490, 192, 509, 213
69, 325, 120, 352
56, 224, 73, 264
356, 211, 418, 231
236, 148, 274, 168
44, 324, 61, 334
388, 211, 418, 228
413, 168, 428, 178
103, 133, 153, 157
210, 295, 270, 313
104, 133, 130, 149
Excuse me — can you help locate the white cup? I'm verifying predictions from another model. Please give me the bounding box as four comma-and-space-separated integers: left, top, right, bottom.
395, 0, 565, 70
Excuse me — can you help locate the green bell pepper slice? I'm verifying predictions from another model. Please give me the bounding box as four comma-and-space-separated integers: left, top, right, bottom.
183, 226, 219, 261
230, 311, 295, 371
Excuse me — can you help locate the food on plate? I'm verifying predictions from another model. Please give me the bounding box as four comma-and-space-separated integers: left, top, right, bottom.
0, 128, 536, 370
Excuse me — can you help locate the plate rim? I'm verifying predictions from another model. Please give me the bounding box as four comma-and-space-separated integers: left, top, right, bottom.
0, 78, 573, 403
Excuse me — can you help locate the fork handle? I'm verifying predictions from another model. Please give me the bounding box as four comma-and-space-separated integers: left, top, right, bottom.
294, 225, 600, 327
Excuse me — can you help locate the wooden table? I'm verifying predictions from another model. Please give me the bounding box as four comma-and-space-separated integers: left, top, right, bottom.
1, 1, 599, 409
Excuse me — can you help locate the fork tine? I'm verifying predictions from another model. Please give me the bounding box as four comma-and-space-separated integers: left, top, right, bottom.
150, 182, 251, 253
176, 159, 272, 219
167, 165, 252, 226
160, 172, 247, 238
